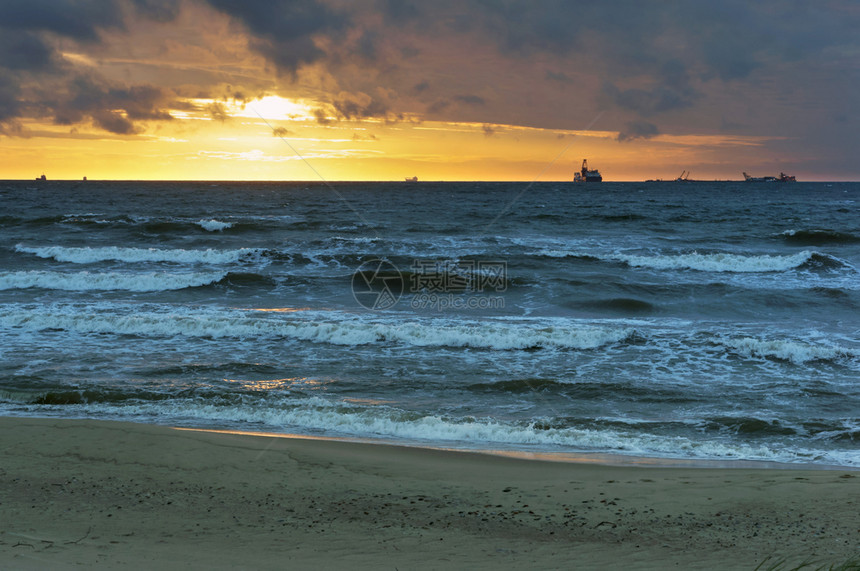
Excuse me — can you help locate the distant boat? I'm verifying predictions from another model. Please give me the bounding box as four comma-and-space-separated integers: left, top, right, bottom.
743, 172, 796, 183
36, 174, 46, 181
573, 159, 602, 182
405, 176, 418, 182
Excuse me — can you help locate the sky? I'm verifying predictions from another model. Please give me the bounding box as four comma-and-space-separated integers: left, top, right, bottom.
1, 0, 858, 182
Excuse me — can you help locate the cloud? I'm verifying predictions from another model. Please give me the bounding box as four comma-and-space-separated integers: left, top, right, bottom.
272, 126, 291, 137
47, 75, 175, 134
2, 1, 860, 177
205, 101, 230, 122
426, 100, 450, 115
0, 71, 22, 121
0, 0, 185, 134
313, 108, 332, 125
453, 94, 486, 106
617, 120, 659, 142
545, 70, 572, 84
130, 0, 182, 22
0, 31, 56, 72
0, 0, 125, 43
602, 59, 699, 118
203, 0, 348, 76
90, 109, 136, 134
312, 90, 397, 124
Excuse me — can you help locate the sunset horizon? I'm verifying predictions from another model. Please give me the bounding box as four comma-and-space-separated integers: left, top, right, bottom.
3, 3, 860, 569
3, 2, 859, 183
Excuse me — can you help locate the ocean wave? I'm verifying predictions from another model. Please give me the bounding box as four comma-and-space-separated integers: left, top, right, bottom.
26, 396, 856, 466
722, 337, 858, 364
619, 251, 820, 272
3, 212, 296, 233
535, 248, 838, 273
0, 306, 634, 350
0, 271, 227, 292
15, 244, 261, 265
197, 219, 233, 231
781, 229, 860, 245
533, 249, 601, 262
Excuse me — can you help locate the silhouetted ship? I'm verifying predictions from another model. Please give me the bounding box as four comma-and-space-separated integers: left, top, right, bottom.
404, 176, 418, 182
743, 172, 796, 182
573, 159, 602, 182
36, 174, 46, 181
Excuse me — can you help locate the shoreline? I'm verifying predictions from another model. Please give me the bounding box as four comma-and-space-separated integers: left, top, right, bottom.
176, 426, 855, 471
2, 417, 858, 569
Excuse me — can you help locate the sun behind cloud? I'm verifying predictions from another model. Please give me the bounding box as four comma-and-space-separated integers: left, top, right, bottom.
1, 1, 858, 181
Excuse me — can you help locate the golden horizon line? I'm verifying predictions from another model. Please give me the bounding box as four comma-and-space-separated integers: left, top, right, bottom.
5, 177, 847, 183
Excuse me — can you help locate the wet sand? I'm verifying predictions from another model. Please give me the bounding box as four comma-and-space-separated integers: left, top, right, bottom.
1, 417, 857, 569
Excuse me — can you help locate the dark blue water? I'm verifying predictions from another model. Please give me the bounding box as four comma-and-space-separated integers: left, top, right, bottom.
1, 180, 858, 466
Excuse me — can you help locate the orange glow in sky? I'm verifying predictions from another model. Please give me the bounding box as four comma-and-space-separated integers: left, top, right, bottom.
1, 2, 857, 181
2, 94, 782, 182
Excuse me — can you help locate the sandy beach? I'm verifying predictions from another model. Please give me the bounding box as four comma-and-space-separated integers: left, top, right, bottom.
1, 417, 857, 570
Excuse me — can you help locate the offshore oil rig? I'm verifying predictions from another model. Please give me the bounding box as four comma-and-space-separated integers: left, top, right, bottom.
742, 172, 796, 182
573, 159, 603, 182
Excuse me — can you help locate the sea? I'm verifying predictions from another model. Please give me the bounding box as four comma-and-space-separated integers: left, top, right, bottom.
1, 180, 858, 467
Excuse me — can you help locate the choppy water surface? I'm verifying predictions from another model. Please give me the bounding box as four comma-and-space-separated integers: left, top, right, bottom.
1, 180, 858, 466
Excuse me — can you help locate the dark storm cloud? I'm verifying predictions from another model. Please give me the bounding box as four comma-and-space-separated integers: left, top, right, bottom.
312, 91, 393, 124
0, 71, 22, 121
0, 0, 125, 42
3, 0, 859, 169
617, 120, 659, 142
51, 75, 174, 133
0, 31, 56, 72
204, 0, 348, 76
130, 0, 182, 22
603, 60, 699, 117
0, 0, 184, 134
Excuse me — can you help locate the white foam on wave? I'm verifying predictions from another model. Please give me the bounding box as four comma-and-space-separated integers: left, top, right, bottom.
197, 219, 233, 231
0, 305, 633, 350
536, 248, 819, 273
15, 244, 258, 264
0, 271, 226, 292
619, 251, 816, 272
723, 337, 858, 365
52, 396, 857, 466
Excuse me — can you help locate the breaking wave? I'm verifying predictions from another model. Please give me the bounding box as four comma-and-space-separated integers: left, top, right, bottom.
721, 337, 858, 364
0, 271, 227, 292
22, 396, 856, 466
15, 244, 261, 265
535, 249, 843, 273
0, 306, 635, 350
197, 219, 233, 231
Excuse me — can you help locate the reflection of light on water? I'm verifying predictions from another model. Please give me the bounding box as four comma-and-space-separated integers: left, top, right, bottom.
223, 377, 329, 391
245, 307, 311, 313
342, 397, 395, 406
